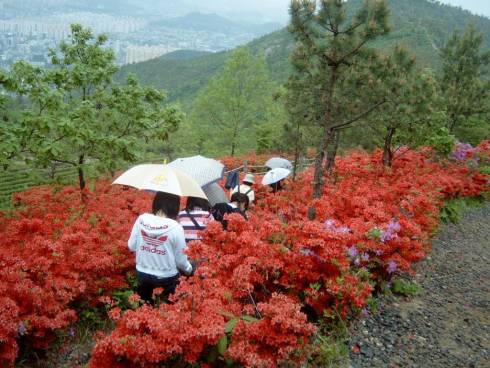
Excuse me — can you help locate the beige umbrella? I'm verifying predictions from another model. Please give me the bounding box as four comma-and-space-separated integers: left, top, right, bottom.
113, 164, 207, 199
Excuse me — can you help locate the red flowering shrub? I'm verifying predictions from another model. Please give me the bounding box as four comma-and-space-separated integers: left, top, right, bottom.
0, 147, 488, 367
0, 182, 151, 367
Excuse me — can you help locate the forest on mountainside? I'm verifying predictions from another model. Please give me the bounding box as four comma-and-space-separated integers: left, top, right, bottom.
117, 0, 490, 106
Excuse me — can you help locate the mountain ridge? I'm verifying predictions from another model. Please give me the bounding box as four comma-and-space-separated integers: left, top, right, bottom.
117, 0, 490, 107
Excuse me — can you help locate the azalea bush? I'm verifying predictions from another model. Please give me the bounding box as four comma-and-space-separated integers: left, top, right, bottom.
0, 147, 488, 367
90, 148, 487, 367
0, 183, 151, 365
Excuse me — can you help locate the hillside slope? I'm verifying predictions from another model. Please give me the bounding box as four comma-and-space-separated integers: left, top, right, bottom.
117, 0, 490, 105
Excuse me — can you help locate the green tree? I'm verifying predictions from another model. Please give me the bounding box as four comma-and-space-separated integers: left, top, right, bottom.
191, 47, 276, 156
288, 0, 390, 205
440, 25, 490, 136
363, 47, 443, 166
4, 24, 181, 190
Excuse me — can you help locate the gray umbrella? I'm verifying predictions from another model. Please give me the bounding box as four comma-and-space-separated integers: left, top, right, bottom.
265, 157, 293, 170
168, 155, 225, 188
203, 183, 229, 206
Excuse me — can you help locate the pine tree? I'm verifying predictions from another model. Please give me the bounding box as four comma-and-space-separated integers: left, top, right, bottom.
364, 47, 441, 166
440, 25, 490, 136
4, 24, 181, 190
288, 0, 390, 210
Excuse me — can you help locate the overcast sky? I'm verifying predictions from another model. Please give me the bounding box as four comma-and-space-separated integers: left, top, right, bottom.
440, 0, 490, 17
241, 0, 490, 22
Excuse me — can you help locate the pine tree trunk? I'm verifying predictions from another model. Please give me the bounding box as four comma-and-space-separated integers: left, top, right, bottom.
382, 127, 395, 167
311, 66, 338, 199
292, 121, 301, 180
326, 130, 340, 173
78, 154, 86, 191
230, 124, 239, 156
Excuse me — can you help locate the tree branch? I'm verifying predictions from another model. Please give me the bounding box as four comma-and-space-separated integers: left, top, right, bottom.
332, 99, 386, 130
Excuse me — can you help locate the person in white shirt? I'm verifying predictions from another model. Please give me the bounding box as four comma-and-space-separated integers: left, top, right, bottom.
128, 192, 193, 303
231, 173, 255, 207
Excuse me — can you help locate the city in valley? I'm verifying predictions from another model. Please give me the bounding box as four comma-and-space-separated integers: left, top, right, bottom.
0, 0, 282, 68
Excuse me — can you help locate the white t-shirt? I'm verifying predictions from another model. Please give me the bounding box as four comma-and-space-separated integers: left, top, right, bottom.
231, 184, 255, 203
128, 214, 192, 278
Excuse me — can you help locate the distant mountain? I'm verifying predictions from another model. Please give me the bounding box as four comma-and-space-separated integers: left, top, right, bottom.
118, 0, 490, 106
149, 12, 281, 37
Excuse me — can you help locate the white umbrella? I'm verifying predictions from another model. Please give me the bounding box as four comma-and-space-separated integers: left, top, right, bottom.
262, 168, 291, 185
113, 164, 207, 199
203, 183, 229, 206
168, 155, 225, 188
265, 157, 293, 170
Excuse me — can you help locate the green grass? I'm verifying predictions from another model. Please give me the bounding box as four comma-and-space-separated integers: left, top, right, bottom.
391, 278, 421, 297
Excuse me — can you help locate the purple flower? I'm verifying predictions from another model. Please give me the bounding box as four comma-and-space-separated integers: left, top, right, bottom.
347, 246, 358, 258
300, 247, 321, 261
361, 253, 370, 262
375, 249, 383, 256
381, 231, 393, 243
451, 142, 476, 162
337, 226, 351, 234
387, 220, 401, 233
354, 257, 361, 267
387, 260, 397, 274
381, 219, 401, 243
69, 328, 76, 338
325, 219, 351, 234
362, 308, 370, 317
18, 322, 27, 336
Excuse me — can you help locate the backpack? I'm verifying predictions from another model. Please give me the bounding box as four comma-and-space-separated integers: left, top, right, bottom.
224, 171, 239, 190
211, 203, 247, 230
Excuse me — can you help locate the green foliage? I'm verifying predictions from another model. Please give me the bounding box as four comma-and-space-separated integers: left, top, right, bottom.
391, 278, 420, 297
2, 24, 181, 190
358, 47, 443, 166
288, 0, 391, 198
189, 47, 279, 156
440, 196, 485, 224
426, 127, 457, 156
308, 314, 349, 367
116, 0, 490, 110
440, 25, 490, 137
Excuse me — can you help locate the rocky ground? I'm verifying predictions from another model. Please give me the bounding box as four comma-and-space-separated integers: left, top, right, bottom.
349, 203, 490, 368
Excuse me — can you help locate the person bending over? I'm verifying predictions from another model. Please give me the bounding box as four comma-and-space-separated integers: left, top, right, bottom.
128, 192, 193, 303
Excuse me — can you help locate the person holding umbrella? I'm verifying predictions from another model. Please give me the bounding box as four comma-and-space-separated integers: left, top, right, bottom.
113, 165, 209, 303
262, 168, 291, 193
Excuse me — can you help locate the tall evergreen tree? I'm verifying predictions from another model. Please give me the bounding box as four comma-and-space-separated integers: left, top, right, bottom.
363, 47, 441, 166
440, 25, 490, 135
3, 24, 181, 190
288, 0, 390, 207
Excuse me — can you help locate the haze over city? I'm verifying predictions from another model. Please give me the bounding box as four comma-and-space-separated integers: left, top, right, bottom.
1, 0, 489, 69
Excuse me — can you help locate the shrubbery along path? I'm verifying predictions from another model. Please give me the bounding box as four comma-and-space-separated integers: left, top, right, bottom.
0, 144, 488, 367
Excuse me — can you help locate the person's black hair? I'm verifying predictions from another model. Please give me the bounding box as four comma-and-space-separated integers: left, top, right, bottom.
186, 196, 211, 212
152, 192, 180, 219
270, 180, 284, 193
231, 192, 250, 210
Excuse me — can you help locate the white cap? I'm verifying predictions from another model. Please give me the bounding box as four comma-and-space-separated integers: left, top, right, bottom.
243, 173, 255, 184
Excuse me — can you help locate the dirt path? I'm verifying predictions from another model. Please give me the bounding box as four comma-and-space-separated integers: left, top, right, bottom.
349, 203, 490, 368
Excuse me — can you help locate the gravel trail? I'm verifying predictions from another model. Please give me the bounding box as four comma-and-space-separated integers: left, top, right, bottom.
349, 203, 490, 368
